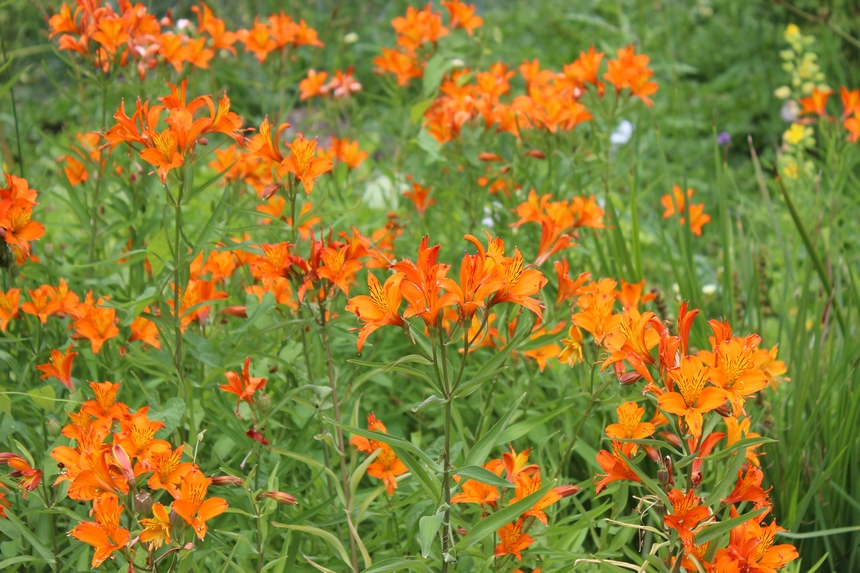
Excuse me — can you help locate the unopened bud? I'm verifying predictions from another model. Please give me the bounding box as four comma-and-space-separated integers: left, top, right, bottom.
523, 149, 546, 159
456, 528, 468, 536
246, 429, 269, 445
553, 485, 580, 498
657, 468, 670, 487
219, 306, 247, 318
111, 444, 135, 481
198, 137, 209, 145
256, 392, 272, 415
196, 430, 206, 443
169, 509, 185, 531
262, 184, 280, 200
619, 371, 643, 385
45, 417, 62, 438
211, 475, 245, 487
135, 491, 153, 515
691, 471, 702, 487
715, 403, 732, 417
260, 491, 298, 505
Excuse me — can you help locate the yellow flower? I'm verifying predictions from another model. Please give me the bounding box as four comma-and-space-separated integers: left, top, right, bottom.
782, 158, 799, 179
785, 24, 800, 39
784, 124, 807, 146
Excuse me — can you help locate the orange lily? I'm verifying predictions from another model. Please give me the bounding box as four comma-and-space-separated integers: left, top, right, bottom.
0, 288, 20, 332
494, 518, 533, 560
172, 468, 228, 540
605, 401, 656, 454
140, 502, 172, 549
799, 87, 832, 117
664, 489, 711, 551
69, 493, 130, 568
282, 133, 333, 195
345, 273, 406, 352
36, 345, 78, 389
658, 356, 727, 442
219, 357, 268, 416
594, 441, 642, 494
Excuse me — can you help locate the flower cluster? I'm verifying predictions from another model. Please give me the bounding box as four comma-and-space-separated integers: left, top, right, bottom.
346, 234, 547, 352
660, 185, 711, 236
453, 446, 578, 562
48, 2, 321, 77
586, 298, 795, 572
349, 413, 408, 496
0, 174, 45, 264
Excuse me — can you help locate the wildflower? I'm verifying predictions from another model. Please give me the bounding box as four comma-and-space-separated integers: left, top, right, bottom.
82, 381, 129, 420
0, 484, 9, 518
712, 517, 798, 572
602, 309, 665, 381
237, 18, 277, 62
69, 493, 130, 568
661, 186, 710, 236
403, 181, 436, 215
282, 133, 333, 195
129, 314, 161, 349
572, 278, 621, 344
725, 416, 763, 467
71, 293, 119, 354
554, 261, 590, 306
494, 518, 533, 560
22, 286, 55, 324
558, 325, 584, 366
563, 46, 606, 95
752, 344, 788, 391
261, 491, 298, 505
489, 248, 547, 319
372, 48, 423, 87
442, 1, 483, 34
605, 402, 655, 454
0, 288, 20, 332
300, 69, 328, 100
322, 137, 368, 169
664, 489, 711, 551
722, 466, 771, 506
36, 345, 78, 390
510, 470, 569, 525
594, 442, 641, 494
709, 338, 768, 416
323, 67, 363, 98
501, 446, 539, 482
452, 461, 504, 507
1, 455, 43, 496
349, 414, 407, 495
146, 445, 193, 497
345, 273, 406, 352
140, 503, 172, 550
604, 45, 658, 106
219, 357, 268, 416
115, 409, 171, 469
798, 87, 832, 117
658, 355, 727, 442
172, 468, 228, 540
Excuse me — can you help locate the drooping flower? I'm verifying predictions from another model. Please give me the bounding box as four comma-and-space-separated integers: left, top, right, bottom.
349, 414, 408, 496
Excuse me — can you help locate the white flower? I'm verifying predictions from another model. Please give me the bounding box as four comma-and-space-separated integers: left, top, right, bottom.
610, 120, 634, 145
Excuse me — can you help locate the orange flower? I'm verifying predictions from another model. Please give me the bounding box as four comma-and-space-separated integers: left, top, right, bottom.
510, 470, 565, 525
502, 446, 539, 482
494, 518, 533, 560
1, 454, 43, 496
605, 402, 655, 454
60, 154, 88, 186
268, 12, 299, 48
840, 86, 860, 118
661, 186, 710, 236
713, 517, 798, 573
558, 324, 584, 366
322, 137, 369, 169
71, 293, 119, 354
115, 408, 171, 468
69, 493, 130, 568
658, 356, 727, 442
490, 248, 547, 319
594, 442, 641, 494
0, 200, 45, 254
146, 445, 193, 497
392, 237, 457, 329
45, 278, 80, 316
345, 273, 406, 352
563, 46, 606, 96
403, 181, 436, 215
282, 133, 333, 195
90, 16, 129, 55
349, 414, 408, 496
572, 278, 621, 344
219, 357, 268, 416
392, 5, 449, 50
555, 261, 590, 306
373, 47, 423, 87
799, 87, 832, 117
0, 288, 20, 332
844, 116, 860, 143
602, 309, 665, 381
442, 0, 483, 34
140, 502, 172, 549
752, 344, 787, 391
21, 285, 55, 324
725, 416, 763, 467
129, 314, 160, 349
237, 18, 277, 62
172, 468, 228, 540
300, 69, 328, 100
452, 460, 503, 506
193, 3, 237, 54
604, 45, 658, 106
723, 465, 770, 507
709, 338, 768, 416
293, 20, 324, 48
36, 345, 78, 390
664, 489, 711, 551
82, 381, 129, 420
0, 484, 9, 518
318, 244, 363, 296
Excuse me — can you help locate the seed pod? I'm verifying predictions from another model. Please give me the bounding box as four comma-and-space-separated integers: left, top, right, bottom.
135, 491, 153, 516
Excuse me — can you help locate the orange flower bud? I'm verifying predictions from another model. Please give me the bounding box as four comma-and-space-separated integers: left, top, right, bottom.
619, 371, 643, 385
261, 491, 298, 505
212, 475, 245, 487
478, 152, 504, 162
523, 149, 545, 159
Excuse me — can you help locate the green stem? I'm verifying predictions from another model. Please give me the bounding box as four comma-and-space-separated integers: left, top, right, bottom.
320, 304, 360, 573
0, 32, 24, 178
439, 327, 454, 573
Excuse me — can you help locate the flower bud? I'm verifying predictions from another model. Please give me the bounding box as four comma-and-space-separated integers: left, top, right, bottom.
260, 491, 298, 505
246, 429, 269, 445
715, 403, 732, 417
618, 371, 643, 385
219, 306, 248, 318
256, 392, 273, 415
135, 491, 153, 516
553, 485, 580, 498
112, 444, 135, 481
262, 184, 280, 200
169, 509, 185, 532
456, 528, 468, 536
212, 475, 245, 487
523, 149, 546, 159
45, 417, 62, 438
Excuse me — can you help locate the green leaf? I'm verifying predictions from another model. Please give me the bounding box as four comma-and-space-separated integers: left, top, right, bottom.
5, 513, 54, 563
694, 507, 769, 545
412, 395, 446, 412
416, 129, 442, 162
235, 291, 275, 333
271, 523, 351, 567
349, 449, 380, 495
411, 99, 434, 124
362, 558, 434, 573
423, 53, 453, 98
498, 402, 576, 443
455, 319, 532, 397
464, 393, 525, 467
0, 394, 10, 415
699, 437, 775, 463
418, 511, 444, 558
454, 481, 555, 553
706, 445, 747, 504
146, 227, 172, 277
148, 398, 186, 435
454, 466, 514, 488
27, 386, 56, 412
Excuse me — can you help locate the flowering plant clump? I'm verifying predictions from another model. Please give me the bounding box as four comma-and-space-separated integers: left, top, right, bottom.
4, 0, 858, 570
